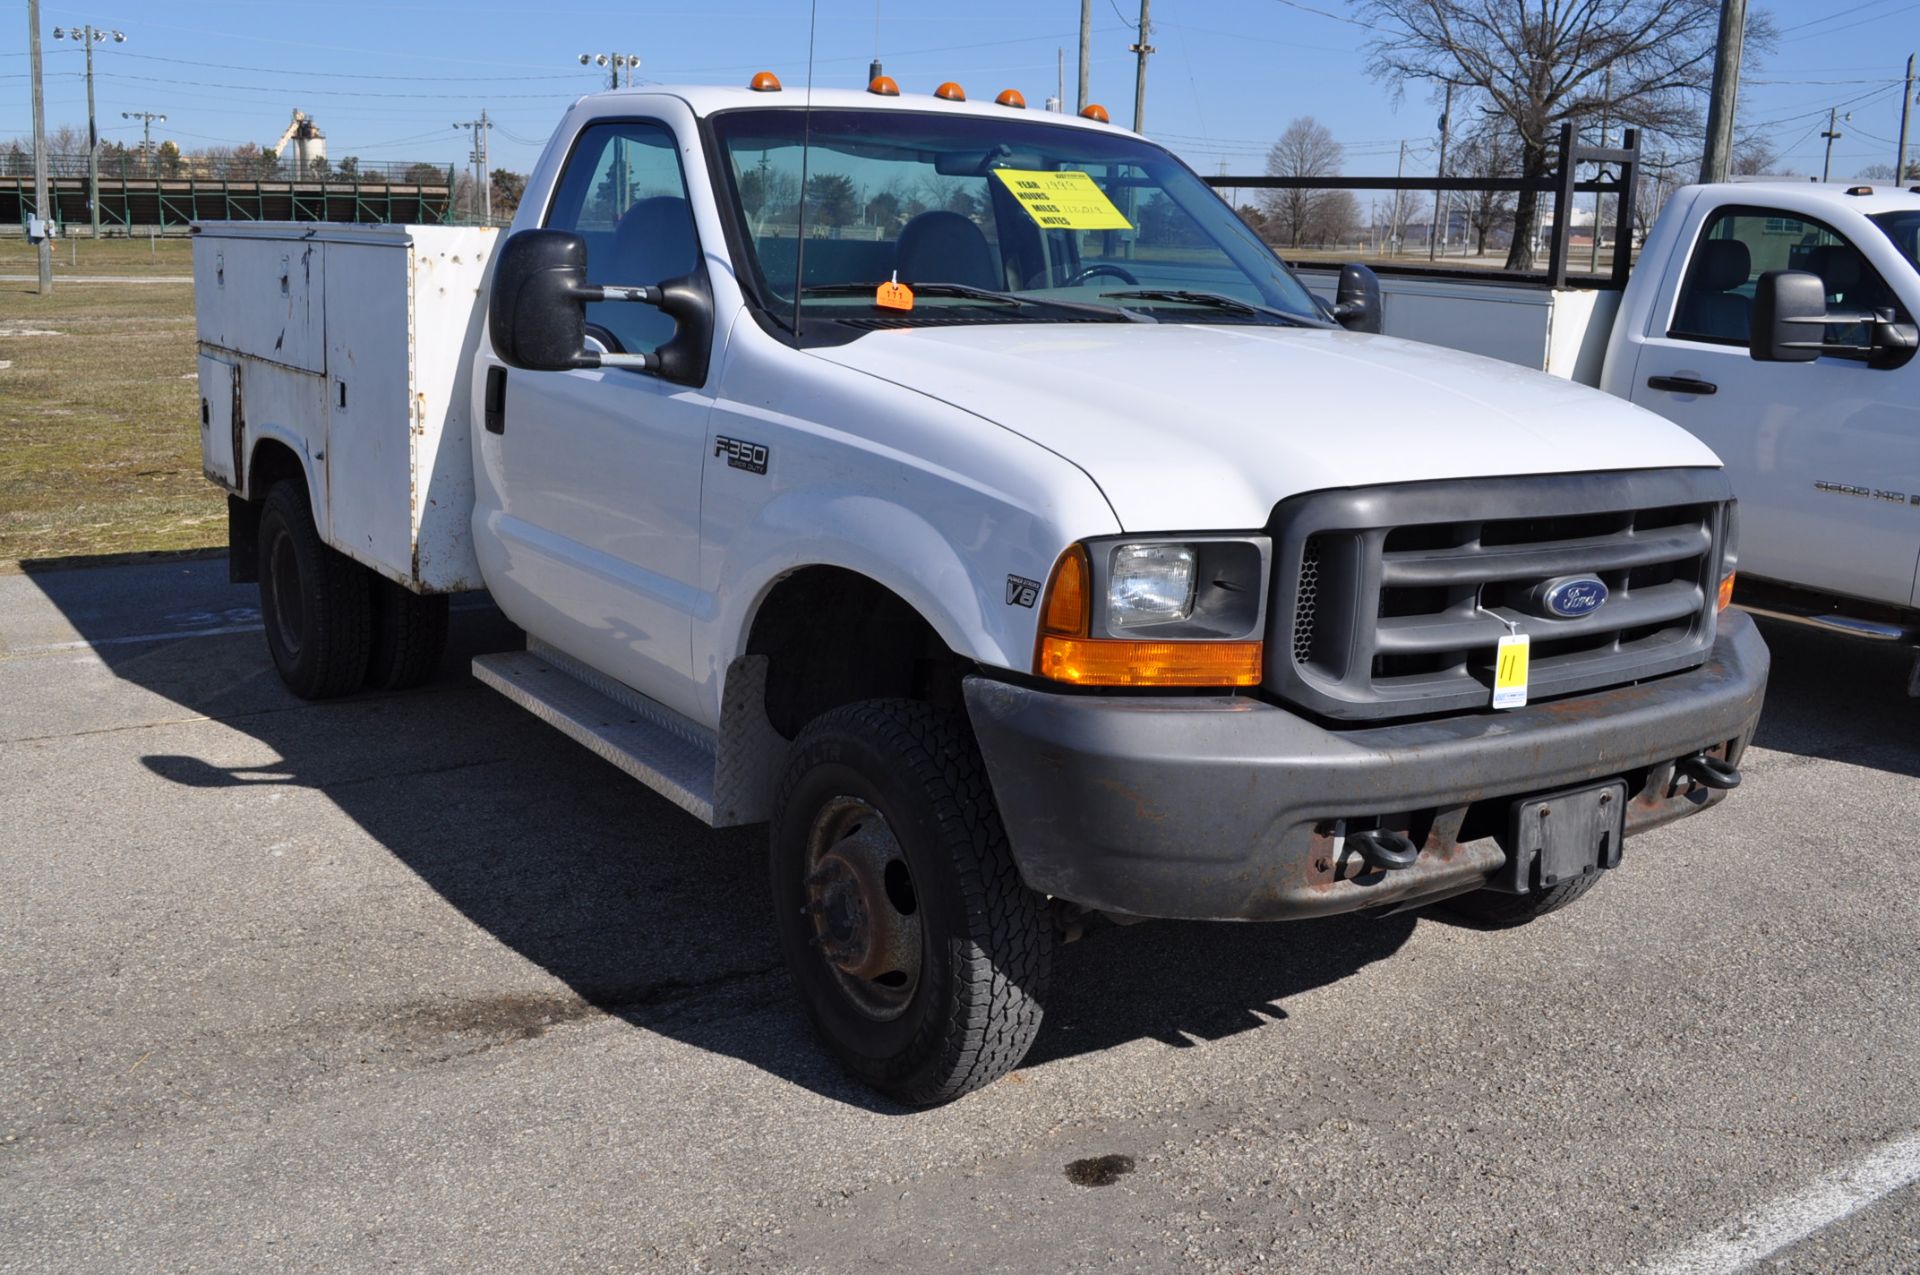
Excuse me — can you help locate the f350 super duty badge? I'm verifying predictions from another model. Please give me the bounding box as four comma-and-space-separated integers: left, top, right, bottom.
715, 436, 769, 474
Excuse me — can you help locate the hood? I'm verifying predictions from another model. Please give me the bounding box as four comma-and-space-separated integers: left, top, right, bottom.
812, 322, 1720, 532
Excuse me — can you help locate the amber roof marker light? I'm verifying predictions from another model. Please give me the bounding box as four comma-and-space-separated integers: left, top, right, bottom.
1079, 103, 1110, 123
995, 88, 1027, 108
749, 70, 782, 92
867, 75, 900, 96
934, 81, 967, 101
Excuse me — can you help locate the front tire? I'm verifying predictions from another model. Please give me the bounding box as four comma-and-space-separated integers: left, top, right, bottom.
1444, 873, 1602, 927
770, 700, 1051, 1107
256, 479, 371, 699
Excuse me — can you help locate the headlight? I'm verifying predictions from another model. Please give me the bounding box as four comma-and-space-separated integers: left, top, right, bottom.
1108, 543, 1196, 628
1035, 535, 1270, 686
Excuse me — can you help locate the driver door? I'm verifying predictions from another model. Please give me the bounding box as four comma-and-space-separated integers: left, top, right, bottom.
475, 119, 713, 721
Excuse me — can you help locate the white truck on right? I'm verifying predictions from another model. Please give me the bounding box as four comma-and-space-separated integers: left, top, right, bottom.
1315, 182, 1920, 683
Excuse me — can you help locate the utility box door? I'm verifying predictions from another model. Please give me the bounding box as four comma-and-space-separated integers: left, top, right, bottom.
196, 352, 239, 489
323, 239, 415, 576
192, 236, 327, 375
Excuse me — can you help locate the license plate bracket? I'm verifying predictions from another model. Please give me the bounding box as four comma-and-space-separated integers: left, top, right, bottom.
1504, 780, 1627, 891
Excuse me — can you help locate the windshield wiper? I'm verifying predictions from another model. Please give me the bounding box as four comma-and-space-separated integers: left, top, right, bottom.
1099, 288, 1326, 327
800, 281, 1145, 321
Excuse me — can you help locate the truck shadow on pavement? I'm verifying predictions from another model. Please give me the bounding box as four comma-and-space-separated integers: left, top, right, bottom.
24, 559, 1418, 1112
1745, 616, 1920, 780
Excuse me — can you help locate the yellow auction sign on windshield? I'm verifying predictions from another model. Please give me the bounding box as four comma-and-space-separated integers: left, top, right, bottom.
992, 169, 1134, 231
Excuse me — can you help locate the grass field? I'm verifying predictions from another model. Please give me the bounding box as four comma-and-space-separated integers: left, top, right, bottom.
0, 234, 195, 279
0, 266, 220, 564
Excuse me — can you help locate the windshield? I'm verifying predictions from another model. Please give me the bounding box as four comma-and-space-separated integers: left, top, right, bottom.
708, 107, 1324, 330
1870, 211, 1920, 274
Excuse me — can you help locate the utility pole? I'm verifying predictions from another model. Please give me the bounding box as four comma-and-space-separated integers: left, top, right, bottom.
27, 0, 52, 295
452, 111, 493, 223
52, 24, 123, 239
1077, 0, 1091, 113
1429, 82, 1453, 263
1821, 107, 1847, 183
122, 110, 165, 169
578, 51, 640, 90
1591, 65, 1612, 272
1130, 0, 1153, 133
1392, 139, 1407, 255
1699, 0, 1747, 183
1898, 53, 1914, 183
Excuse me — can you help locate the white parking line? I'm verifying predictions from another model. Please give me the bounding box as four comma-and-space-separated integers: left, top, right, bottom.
1645, 1130, 1920, 1274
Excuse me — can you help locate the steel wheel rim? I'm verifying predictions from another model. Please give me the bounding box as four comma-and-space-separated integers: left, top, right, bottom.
267, 529, 304, 658
802, 796, 923, 1022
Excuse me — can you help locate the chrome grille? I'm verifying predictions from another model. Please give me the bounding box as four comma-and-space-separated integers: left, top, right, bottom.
1266, 470, 1734, 721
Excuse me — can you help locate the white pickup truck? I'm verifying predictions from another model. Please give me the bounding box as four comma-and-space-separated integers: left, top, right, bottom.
1306, 182, 1920, 683
193, 79, 1767, 1105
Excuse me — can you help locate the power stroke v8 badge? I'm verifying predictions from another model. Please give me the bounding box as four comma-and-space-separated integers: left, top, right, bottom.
714, 436, 769, 475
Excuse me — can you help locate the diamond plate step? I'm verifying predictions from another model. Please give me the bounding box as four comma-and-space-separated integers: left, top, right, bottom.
473, 643, 717, 824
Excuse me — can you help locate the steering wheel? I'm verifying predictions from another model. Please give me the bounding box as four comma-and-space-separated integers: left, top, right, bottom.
1062, 263, 1139, 287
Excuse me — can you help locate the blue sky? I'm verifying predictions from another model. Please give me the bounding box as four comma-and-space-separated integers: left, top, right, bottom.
6, 0, 1917, 180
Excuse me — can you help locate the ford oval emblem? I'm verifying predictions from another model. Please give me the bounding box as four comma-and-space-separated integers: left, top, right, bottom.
1539, 575, 1609, 619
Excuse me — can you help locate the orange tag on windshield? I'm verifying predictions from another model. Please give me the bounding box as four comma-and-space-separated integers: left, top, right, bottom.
875, 279, 914, 311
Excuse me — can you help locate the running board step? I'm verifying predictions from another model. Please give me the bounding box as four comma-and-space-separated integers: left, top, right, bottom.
473, 641, 718, 824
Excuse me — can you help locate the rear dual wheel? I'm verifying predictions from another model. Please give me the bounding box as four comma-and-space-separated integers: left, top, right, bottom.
256, 479, 447, 698
771, 700, 1051, 1107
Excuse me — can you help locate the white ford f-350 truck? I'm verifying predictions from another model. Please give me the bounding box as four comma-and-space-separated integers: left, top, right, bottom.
194, 80, 1768, 1105
1299, 181, 1920, 685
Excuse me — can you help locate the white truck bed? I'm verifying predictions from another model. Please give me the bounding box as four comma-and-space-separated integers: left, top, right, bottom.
193, 221, 498, 592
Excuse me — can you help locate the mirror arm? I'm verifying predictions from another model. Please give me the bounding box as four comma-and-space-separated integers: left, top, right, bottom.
583, 283, 666, 306
581, 350, 660, 372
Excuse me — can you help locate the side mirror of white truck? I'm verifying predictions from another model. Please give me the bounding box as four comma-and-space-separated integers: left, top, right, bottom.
489, 228, 714, 383
1750, 270, 1829, 364
1753, 269, 1919, 368
1332, 264, 1382, 334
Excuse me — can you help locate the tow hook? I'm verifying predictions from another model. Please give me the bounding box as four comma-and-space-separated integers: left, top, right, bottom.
1348, 827, 1422, 872
1676, 751, 1742, 790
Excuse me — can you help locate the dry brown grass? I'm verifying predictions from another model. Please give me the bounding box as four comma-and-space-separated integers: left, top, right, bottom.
0, 234, 194, 279
0, 276, 220, 562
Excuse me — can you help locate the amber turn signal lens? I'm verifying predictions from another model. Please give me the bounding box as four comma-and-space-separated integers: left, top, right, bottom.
1040, 545, 1089, 637
934, 80, 967, 101
749, 71, 782, 92
1079, 103, 1110, 123
1717, 572, 1736, 612
867, 75, 899, 96
1038, 636, 1264, 687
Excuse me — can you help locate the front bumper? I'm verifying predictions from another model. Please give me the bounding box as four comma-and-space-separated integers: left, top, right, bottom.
964, 610, 1769, 922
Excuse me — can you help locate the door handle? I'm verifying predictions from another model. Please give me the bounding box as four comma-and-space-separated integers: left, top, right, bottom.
1646, 375, 1717, 396
484, 365, 507, 434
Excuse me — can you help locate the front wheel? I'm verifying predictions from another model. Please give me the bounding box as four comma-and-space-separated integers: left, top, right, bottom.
770, 700, 1051, 1107
1443, 873, 1602, 927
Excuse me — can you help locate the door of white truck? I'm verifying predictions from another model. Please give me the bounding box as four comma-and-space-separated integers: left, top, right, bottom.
473, 118, 714, 720
1626, 199, 1920, 607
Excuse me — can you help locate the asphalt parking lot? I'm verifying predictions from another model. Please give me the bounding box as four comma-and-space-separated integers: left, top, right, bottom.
2, 557, 1916, 1274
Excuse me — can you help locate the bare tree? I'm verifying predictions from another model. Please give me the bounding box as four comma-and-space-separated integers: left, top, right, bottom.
1262, 116, 1351, 248
1730, 131, 1776, 177
1356, 0, 1773, 270
1452, 124, 1518, 254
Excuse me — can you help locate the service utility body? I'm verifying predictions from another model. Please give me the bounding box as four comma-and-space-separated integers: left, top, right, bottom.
193, 78, 1769, 1106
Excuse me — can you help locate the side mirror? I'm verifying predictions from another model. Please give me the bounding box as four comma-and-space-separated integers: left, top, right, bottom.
488, 227, 713, 381
1333, 263, 1382, 334
1750, 270, 1825, 363
489, 229, 596, 371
